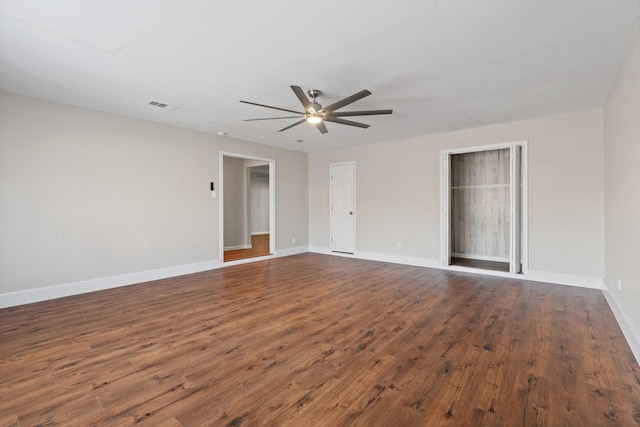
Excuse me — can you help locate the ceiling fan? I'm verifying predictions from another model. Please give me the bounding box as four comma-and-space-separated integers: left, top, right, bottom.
240, 85, 392, 134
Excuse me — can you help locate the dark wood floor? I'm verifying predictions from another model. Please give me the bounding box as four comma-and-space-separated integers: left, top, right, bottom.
1, 254, 639, 426
224, 234, 270, 262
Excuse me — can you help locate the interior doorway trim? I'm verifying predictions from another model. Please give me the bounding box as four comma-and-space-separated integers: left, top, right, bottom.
219, 151, 276, 261
440, 141, 528, 274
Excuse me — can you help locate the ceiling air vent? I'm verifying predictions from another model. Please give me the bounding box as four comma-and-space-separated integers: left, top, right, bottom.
146, 100, 178, 110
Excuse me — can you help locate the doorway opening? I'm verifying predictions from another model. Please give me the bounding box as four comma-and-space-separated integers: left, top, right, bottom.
440, 142, 527, 274
220, 152, 275, 262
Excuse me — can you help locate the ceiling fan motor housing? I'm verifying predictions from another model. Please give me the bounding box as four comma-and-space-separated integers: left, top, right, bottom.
307, 89, 322, 99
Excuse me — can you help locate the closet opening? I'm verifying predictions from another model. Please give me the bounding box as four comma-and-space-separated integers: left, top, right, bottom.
440, 142, 527, 275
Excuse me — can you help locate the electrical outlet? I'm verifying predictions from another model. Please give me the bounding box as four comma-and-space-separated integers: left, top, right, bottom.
396, 241, 402, 249
618, 278, 622, 291
292, 237, 296, 244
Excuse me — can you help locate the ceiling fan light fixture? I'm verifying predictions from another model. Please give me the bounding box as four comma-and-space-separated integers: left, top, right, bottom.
306, 115, 322, 124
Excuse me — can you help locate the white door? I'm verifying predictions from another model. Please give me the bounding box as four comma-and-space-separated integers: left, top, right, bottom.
330, 162, 355, 253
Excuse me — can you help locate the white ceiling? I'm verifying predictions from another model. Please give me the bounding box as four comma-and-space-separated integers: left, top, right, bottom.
1, 1, 638, 153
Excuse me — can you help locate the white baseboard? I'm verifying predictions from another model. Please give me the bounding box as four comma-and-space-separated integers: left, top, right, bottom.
272, 246, 308, 257
309, 246, 602, 289
251, 232, 269, 235
0, 259, 222, 309
601, 280, 640, 365
308, 246, 602, 288
309, 246, 440, 269
0, 246, 310, 309
523, 270, 602, 289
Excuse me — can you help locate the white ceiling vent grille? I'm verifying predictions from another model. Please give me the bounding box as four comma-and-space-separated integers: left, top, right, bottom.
146, 100, 178, 110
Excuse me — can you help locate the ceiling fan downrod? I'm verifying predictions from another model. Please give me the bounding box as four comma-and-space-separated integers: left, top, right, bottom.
307, 89, 322, 113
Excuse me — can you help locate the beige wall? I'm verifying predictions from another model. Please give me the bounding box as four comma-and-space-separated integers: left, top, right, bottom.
604, 28, 640, 336
0, 92, 308, 294
309, 108, 604, 280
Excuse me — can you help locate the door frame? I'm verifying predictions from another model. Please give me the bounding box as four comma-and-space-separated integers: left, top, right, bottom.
439, 141, 528, 274
330, 161, 356, 254
220, 151, 276, 261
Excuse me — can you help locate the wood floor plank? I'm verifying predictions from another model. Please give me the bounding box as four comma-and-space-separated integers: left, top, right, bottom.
1, 253, 639, 426
0, 413, 19, 427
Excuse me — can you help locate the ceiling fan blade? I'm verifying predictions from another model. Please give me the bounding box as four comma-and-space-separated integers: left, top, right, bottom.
244, 116, 302, 121
315, 121, 328, 134
331, 109, 393, 117
278, 119, 306, 132
324, 117, 370, 129
291, 86, 315, 113
322, 90, 372, 113
240, 100, 304, 115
